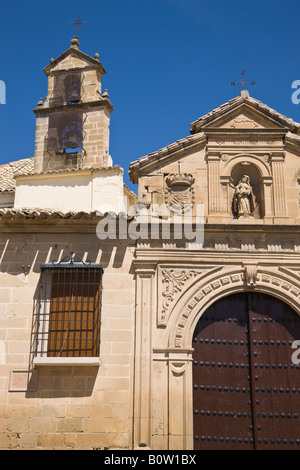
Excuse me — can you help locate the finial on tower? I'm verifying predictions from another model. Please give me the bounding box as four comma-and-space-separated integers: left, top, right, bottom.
70, 36, 80, 49
70, 15, 86, 49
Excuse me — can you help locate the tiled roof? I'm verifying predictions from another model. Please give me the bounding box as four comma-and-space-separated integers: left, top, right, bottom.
129, 132, 206, 183
0, 208, 135, 221
129, 93, 300, 183
16, 164, 123, 178
0, 159, 133, 195
0, 158, 34, 192
190, 95, 300, 133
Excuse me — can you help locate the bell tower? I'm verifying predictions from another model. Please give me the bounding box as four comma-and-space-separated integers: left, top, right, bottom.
33, 36, 113, 173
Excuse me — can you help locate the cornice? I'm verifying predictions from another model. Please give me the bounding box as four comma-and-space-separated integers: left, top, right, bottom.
134, 249, 300, 263
129, 132, 206, 183
15, 165, 123, 180
190, 96, 300, 134
43, 47, 106, 76
33, 97, 113, 115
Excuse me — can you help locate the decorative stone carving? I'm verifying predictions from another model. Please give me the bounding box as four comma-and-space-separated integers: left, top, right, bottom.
164, 173, 195, 214
138, 191, 151, 207
232, 175, 257, 218
220, 153, 229, 162
208, 137, 282, 146
169, 266, 300, 349
243, 264, 257, 287
161, 269, 199, 324
230, 118, 260, 129
173, 270, 243, 347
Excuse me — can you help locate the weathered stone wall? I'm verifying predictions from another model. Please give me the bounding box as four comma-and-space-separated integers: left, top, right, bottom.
0, 229, 135, 450
33, 45, 112, 173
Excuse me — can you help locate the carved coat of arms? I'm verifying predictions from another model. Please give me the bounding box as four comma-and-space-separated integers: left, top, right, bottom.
164, 173, 195, 214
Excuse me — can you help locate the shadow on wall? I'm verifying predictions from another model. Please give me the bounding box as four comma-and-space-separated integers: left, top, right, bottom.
24, 285, 100, 399
24, 366, 99, 399
0, 237, 131, 275
0, 237, 135, 398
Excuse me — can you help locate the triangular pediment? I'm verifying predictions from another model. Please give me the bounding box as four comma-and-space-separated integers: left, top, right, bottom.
191, 96, 299, 134
43, 46, 106, 76
129, 94, 300, 183
208, 105, 285, 130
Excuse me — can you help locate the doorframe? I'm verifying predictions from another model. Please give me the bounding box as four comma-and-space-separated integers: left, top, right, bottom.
133, 261, 300, 450
165, 266, 300, 449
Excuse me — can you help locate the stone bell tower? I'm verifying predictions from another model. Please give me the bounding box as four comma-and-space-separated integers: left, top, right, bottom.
33, 36, 113, 173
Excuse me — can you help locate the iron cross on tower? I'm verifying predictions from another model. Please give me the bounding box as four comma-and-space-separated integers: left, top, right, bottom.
231, 70, 255, 90
71, 15, 86, 37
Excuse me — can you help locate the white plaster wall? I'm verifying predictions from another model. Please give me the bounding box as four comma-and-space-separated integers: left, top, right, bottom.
14, 173, 92, 212
92, 170, 124, 213
14, 169, 126, 214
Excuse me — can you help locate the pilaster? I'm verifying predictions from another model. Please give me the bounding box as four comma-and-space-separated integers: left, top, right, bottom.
168, 350, 194, 450
133, 264, 156, 449
270, 153, 288, 222
207, 154, 221, 222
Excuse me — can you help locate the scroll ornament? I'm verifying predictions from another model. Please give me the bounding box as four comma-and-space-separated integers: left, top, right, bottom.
161, 269, 199, 322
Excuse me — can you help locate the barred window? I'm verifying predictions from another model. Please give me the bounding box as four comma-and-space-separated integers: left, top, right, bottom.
33, 253, 103, 360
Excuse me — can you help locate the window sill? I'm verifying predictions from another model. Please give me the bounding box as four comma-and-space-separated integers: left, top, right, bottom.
33, 357, 101, 367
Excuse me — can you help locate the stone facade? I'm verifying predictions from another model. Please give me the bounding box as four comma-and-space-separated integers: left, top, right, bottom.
0, 38, 136, 450
0, 38, 300, 450
132, 235, 300, 449
0, 226, 135, 450
129, 90, 300, 449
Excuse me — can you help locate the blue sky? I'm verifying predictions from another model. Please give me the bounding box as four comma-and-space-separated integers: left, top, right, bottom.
0, 0, 299, 190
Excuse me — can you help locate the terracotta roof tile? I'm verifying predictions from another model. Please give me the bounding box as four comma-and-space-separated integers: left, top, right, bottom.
0, 158, 34, 192
0, 208, 135, 221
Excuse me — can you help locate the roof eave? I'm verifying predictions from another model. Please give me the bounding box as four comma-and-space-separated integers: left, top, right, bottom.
190, 96, 300, 134
129, 132, 206, 183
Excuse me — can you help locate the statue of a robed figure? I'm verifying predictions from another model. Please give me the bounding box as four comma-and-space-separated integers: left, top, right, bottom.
233, 175, 256, 218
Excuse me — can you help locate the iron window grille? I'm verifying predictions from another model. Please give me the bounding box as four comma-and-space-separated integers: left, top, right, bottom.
33, 252, 103, 359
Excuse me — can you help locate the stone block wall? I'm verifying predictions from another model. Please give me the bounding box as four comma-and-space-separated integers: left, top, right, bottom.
33, 45, 112, 173
0, 230, 135, 450
33, 104, 111, 174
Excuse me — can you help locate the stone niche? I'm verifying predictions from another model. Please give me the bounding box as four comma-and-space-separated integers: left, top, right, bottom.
214, 152, 281, 224
230, 162, 264, 219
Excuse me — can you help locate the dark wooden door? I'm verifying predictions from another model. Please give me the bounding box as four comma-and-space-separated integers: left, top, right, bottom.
193, 293, 300, 450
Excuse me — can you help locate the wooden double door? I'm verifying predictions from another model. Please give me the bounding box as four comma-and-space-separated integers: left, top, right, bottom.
192, 293, 300, 450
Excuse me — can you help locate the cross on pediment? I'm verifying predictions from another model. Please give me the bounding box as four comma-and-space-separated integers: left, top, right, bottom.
231, 70, 255, 90
71, 15, 86, 37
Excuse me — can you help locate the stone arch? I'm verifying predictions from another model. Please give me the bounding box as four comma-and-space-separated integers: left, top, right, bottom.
223, 153, 270, 178
218, 154, 272, 220
167, 265, 300, 350
228, 156, 269, 219
231, 162, 264, 218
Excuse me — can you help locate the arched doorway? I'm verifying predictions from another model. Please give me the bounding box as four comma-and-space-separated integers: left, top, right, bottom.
192, 292, 300, 450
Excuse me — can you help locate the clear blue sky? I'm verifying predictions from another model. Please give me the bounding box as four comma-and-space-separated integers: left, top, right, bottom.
0, 0, 299, 190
